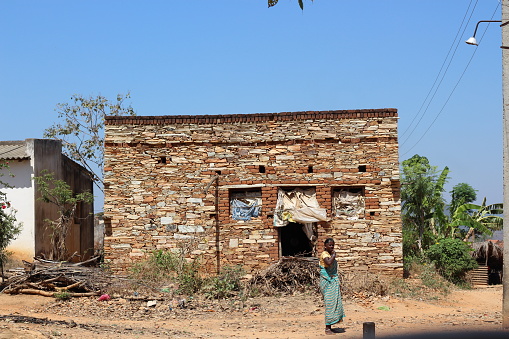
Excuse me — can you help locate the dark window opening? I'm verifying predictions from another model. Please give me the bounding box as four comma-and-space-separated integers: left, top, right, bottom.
259, 165, 266, 173
157, 156, 167, 164
370, 211, 375, 216
358, 165, 366, 172
280, 222, 313, 257
215, 170, 222, 175
308, 165, 313, 173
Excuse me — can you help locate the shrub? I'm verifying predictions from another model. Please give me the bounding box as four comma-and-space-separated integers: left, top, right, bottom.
54, 291, 71, 300
130, 249, 202, 295
203, 265, 245, 299
425, 238, 477, 284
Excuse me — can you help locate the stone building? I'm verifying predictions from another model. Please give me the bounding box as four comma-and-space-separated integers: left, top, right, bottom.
103, 109, 402, 276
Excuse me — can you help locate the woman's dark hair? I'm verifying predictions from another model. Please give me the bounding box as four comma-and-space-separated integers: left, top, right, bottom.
324, 238, 334, 245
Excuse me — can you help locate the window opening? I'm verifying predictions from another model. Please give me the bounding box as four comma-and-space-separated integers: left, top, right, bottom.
332, 187, 365, 220
308, 165, 313, 173
230, 188, 262, 221
280, 222, 314, 257
358, 165, 366, 172
259, 165, 266, 173
157, 156, 167, 164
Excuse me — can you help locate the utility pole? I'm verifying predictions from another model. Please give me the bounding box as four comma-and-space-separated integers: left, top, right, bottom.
502, 0, 509, 329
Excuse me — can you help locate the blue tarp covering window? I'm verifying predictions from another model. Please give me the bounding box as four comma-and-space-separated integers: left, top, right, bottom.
231, 198, 261, 221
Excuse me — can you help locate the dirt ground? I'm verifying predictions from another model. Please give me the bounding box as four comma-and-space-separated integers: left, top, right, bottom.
0, 285, 505, 338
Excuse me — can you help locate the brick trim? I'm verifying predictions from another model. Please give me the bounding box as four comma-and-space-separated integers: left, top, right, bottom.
105, 109, 398, 125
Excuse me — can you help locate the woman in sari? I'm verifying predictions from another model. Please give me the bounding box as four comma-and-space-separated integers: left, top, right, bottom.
319, 238, 345, 335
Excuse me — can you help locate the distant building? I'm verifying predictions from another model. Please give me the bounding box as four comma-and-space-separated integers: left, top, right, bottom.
103, 109, 402, 276
0, 139, 94, 262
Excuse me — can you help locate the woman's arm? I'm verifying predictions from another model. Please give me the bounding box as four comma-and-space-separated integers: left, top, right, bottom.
323, 250, 336, 266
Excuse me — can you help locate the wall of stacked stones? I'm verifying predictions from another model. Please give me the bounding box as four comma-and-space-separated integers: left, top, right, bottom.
103, 110, 402, 276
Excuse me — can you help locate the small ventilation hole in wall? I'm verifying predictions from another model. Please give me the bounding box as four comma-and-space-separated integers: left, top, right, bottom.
158, 156, 167, 164
358, 165, 366, 172
308, 165, 314, 173
370, 211, 375, 216
215, 170, 222, 175
259, 165, 266, 173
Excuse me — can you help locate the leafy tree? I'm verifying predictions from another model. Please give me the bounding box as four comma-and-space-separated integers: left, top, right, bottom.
33, 170, 94, 261
449, 183, 477, 216
449, 197, 503, 242
268, 0, 313, 10
0, 203, 21, 281
401, 155, 449, 254
44, 93, 136, 193
426, 238, 477, 284
0, 161, 22, 281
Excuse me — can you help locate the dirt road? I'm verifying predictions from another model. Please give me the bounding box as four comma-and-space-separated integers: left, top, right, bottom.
0, 285, 505, 338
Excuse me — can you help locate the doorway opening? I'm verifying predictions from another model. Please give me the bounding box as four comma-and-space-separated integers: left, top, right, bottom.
280, 222, 314, 257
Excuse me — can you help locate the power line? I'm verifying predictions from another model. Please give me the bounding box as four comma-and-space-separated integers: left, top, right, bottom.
400, 0, 477, 142
402, 3, 501, 157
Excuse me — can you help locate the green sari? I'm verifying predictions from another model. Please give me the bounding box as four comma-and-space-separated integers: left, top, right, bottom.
319, 258, 344, 326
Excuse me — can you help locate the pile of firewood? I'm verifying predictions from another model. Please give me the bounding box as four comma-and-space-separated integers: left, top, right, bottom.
245, 257, 321, 296
1, 257, 106, 297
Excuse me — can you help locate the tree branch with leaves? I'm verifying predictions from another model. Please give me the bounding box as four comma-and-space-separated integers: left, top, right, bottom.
0, 161, 22, 281
268, 0, 314, 10
44, 93, 136, 193
33, 170, 94, 261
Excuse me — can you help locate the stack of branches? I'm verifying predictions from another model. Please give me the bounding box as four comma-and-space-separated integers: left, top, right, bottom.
245, 257, 389, 299
1, 257, 107, 297
245, 257, 320, 296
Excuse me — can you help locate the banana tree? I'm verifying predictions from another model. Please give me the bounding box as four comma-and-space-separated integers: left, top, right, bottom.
449, 198, 503, 242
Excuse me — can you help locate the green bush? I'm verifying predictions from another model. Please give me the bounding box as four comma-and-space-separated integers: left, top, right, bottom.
203, 265, 245, 299
54, 291, 71, 300
425, 238, 477, 284
130, 249, 202, 295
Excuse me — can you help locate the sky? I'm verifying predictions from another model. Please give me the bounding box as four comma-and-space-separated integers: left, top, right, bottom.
0, 0, 504, 214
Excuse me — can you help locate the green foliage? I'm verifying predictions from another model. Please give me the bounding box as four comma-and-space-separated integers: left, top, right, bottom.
131, 249, 202, 295
33, 170, 93, 261
203, 265, 245, 299
0, 161, 22, 279
54, 291, 71, 300
44, 93, 136, 193
401, 154, 449, 254
425, 238, 477, 284
449, 198, 503, 242
449, 183, 477, 216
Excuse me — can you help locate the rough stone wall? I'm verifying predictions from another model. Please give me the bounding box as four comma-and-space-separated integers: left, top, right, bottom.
103, 109, 402, 276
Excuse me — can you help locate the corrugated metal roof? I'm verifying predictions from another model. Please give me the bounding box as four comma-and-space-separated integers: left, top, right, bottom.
0, 141, 29, 160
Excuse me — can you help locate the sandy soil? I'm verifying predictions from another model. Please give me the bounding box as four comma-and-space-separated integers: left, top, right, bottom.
0, 285, 505, 338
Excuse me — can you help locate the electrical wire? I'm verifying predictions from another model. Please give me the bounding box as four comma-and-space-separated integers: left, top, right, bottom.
401, 2, 501, 157
400, 0, 478, 141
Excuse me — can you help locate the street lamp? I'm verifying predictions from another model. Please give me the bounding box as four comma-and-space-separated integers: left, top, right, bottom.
465, 20, 502, 45
466, 16, 508, 329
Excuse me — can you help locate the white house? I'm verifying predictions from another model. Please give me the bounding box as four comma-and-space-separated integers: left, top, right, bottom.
0, 139, 94, 263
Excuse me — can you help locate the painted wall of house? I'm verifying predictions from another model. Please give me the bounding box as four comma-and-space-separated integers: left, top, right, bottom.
1, 158, 35, 260
103, 109, 402, 276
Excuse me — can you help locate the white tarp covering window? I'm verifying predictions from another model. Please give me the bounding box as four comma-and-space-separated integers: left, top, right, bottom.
273, 187, 328, 227
333, 189, 365, 220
